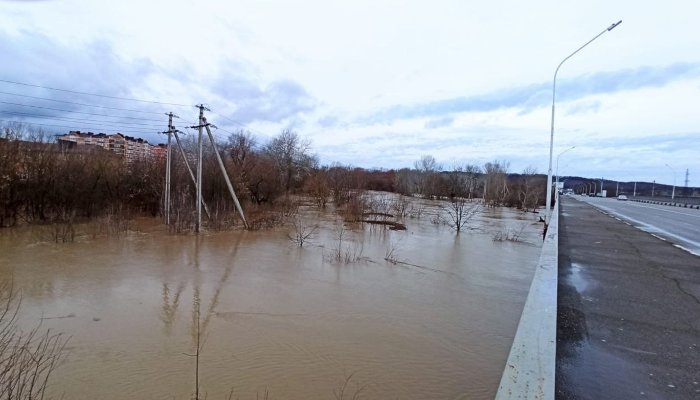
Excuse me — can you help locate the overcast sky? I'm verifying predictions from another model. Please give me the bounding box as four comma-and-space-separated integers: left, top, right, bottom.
1, 0, 698, 185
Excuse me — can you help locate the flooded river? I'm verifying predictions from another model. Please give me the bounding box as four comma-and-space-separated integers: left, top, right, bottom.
0, 195, 542, 399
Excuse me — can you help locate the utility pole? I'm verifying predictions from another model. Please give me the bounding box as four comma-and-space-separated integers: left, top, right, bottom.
172, 128, 211, 219
633, 181, 637, 197
164, 112, 178, 225
652, 180, 655, 197
194, 104, 209, 233
616, 181, 619, 196
202, 118, 248, 229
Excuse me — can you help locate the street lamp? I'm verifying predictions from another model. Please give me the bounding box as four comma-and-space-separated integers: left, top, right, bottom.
545, 20, 622, 225
665, 163, 676, 200
555, 145, 576, 191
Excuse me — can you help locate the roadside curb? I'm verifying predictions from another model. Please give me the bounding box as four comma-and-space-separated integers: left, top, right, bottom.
495, 202, 558, 400
630, 199, 700, 209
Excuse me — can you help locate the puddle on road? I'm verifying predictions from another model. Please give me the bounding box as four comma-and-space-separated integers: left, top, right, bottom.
569, 263, 592, 294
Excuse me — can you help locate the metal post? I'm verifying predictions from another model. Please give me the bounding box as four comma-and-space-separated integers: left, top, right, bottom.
545, 20, 622, 224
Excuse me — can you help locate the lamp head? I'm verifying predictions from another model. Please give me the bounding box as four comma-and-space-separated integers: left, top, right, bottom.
607, 20, 622, 31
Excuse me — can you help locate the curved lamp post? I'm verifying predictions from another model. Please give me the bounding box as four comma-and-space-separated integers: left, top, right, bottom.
545, 20, 622, 225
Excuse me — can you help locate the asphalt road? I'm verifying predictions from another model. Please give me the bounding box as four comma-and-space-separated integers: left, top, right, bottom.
572, 195, 700, 256
556, 197, 700, 399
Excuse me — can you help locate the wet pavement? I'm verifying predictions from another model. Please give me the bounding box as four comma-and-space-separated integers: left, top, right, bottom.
556, 197, 700, 399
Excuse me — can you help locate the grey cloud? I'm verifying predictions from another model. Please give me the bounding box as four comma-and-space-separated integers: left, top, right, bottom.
213, 62, 316, 124
317, 115, 340, 128
364, 63, 700, 123
0, 29, 163, 139
565, 100, 601, 116
424, 116, 454, 129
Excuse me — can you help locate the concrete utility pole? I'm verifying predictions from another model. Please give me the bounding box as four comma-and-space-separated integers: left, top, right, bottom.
616, 181, 619, 196
665, 163, 676, 200
164, 112, 178, 225
195, 104, 209, 233
203, 118, 248, 229
652, 180, 655, 197
633, 181, 637, 197
685, 169, 690, 188
172, 128, 211, 219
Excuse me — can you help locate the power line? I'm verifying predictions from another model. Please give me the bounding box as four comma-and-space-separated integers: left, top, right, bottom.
0, 118, 160, 136
0, 101, 166, 122
210, 110, 269, 137
0, 90, 167, 115
0, 78, 192, 107
0, 110, 166, 128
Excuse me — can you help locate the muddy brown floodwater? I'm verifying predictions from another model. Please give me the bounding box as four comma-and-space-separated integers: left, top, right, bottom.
0, 194, 542, 400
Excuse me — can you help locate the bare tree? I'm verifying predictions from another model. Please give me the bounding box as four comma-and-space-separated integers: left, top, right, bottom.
482, 160, 510, 206
519, 166, 544, 212
444, 199, 481, 232
264, 129, 318, 193
287, 215, 319, 247
0, 283, 68, 400
413, 155, 443, 198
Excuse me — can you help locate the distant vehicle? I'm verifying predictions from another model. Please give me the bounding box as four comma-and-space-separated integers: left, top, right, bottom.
617, 195, 628, 201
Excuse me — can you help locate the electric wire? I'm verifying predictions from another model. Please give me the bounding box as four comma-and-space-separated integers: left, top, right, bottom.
0, 110, 167, 128
0, 118, 160, 137
0, 90, 167, 115
0, 78, 193, 107
0, 101, 166, 122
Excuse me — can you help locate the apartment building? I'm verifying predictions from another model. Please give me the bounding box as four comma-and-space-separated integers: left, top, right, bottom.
57, 131, 163, 162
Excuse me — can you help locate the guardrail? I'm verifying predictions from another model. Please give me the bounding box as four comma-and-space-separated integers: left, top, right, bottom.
495, 201, 558, 400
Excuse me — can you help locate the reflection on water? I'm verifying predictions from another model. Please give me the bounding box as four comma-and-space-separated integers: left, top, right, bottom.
0, 196, 542, 400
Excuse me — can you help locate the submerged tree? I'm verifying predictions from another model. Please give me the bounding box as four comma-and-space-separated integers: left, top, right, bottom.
444, 199, 481, 232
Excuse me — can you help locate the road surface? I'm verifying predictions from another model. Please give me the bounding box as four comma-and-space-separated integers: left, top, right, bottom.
572, 195, 700, 256
556, 197, 700, 399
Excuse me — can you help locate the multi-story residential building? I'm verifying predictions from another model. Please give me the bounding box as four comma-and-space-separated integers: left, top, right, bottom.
57, 131, 163, 162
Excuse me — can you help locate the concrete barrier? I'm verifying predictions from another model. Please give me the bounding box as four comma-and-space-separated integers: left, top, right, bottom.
495, 201, 558, 400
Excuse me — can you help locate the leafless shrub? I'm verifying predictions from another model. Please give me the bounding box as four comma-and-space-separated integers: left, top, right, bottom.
407, 204, 425, 219
430, 212, 443, 225
390, 196, 410, 218
492, 224, 527, 242
287, 216, 319, 247
0, 282, 68, 400
333, 372, 368, 400
344, 192, 368, 222
324, 226, 365, 264
384, 239, 403, 264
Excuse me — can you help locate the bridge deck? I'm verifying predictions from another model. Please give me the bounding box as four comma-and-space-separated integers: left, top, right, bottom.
556, 197, 700, 399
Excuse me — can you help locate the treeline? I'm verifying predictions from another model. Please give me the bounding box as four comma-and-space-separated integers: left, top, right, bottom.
0, 123, 546, 229
0, 123, 161, 228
